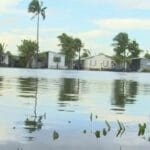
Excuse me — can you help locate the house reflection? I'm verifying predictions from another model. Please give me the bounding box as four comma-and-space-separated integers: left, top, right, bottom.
17, 78, 37, 98
111, 80, 138, 109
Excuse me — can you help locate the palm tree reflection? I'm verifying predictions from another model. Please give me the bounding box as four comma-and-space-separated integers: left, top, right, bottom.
0, 76, 3, 96
18, 78, 45, 133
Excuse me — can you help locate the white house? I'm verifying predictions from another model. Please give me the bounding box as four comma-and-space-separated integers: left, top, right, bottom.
83, 53, 115, 70
0, 53, 9, 66
47, 51, 66, 69
31, 51, 66, 69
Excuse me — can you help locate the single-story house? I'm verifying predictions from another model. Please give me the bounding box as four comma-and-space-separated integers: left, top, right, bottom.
82, 53, 116, 71
128, 58, 150, 72
32, 51, 66, 69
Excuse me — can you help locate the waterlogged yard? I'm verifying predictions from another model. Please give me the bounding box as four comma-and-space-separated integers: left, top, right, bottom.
0, 68, 150, 150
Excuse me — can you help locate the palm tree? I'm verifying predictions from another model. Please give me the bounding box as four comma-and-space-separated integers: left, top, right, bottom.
0, 43, 7, 54
28, 0, 47, 65
0, 43, 7, 64
74, 38, 83, 69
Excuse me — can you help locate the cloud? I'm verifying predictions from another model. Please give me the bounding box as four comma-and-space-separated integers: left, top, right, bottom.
0, 0, 20, 12
115, 0, 150, 10
94, 18, 150, 30
78, 0, 150, 10
75, 30, 110, 39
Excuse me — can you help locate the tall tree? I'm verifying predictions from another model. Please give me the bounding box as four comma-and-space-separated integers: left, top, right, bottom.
112, 32, 129, 71
128, 40, 142, 58
81, 49, 91, 58
0, 43, 7, 64
74, 38, 83, 69
144, 51, 150, 59
58, 33, 86, 69
18, 40, 38, 68
112, 32, 142, 71
58, 33, 77, 69
0, 43, 7, 54
28, 0, 47, 64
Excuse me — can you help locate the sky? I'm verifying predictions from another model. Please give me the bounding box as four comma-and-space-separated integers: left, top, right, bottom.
0, 0, 150, 56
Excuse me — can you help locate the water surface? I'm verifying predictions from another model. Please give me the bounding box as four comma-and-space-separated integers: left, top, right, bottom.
0, 68, 150, 150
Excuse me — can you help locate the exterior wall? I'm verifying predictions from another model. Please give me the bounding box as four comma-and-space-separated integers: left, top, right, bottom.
83, 54, 115, 70
48, 52, 66, 69
127, 58, 150, 72
0, 54, 9, 66
140, 58, 150, 71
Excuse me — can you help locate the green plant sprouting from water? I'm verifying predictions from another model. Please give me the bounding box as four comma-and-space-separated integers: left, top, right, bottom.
138, 123, 146, 136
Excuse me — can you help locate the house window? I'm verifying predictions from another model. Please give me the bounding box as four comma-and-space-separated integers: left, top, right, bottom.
103, 60, 109, 67
90, 60, 92, 66
53, 56, 61, 63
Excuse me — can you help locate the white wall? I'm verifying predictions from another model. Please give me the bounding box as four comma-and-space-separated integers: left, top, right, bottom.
48, 52, 65, 69
84, 54, 115, 70
0, 54, 9, 65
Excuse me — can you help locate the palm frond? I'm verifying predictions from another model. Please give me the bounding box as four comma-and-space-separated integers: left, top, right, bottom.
28, 0, 40, 13
41, 9, 46, 20
31, 12, 38, 20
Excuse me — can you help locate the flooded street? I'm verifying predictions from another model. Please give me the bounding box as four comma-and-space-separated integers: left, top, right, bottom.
0, 68, 150, 150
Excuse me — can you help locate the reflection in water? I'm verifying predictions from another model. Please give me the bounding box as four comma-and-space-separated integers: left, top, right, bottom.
59, 78, 80, 102
1, 69, 150, 148
18, 78, 45, 134
111, 80, 138, 109
0, 76, 3, 96
58, 78, 80, 112
18, 78, 37, 98
53, 131, 59, 140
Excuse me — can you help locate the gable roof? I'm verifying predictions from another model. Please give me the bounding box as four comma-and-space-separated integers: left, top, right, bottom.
82, 53, 112, 60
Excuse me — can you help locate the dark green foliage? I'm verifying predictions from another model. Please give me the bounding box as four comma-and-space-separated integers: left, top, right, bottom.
128, 40, 142, 58
81, 49, 91, 58
144, 51, 150, 59
105, 120, 111, 131
58, 33, 77, 68
0, 43, 6, 54
112, 32, 142, 70
83, 130, 87, 134
138, 123, 146, 136
95, 130, 100, 138
53, 131, 59, 140
24, 115, 43, 133
90, 113, 93, 122
103, 128, 107, 136
18, 40, 38, 67
113, 32, 129, 57
28, 0, 47, 20
58, 33, 88, 69
116, 120, 125, 137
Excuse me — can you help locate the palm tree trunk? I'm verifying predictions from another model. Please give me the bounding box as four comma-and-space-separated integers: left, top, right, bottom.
36, 13, 40, 68
124, 50, 126, 72
78, 49, 81, 70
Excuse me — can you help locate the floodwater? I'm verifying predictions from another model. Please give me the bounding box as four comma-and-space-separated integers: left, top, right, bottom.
0, 68, 150, 150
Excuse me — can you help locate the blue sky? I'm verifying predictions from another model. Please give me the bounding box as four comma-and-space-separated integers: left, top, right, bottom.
0, 0, 150, 56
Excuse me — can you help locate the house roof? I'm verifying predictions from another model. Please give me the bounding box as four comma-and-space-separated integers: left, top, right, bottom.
82, 53, 112, 60
39, 51, 64, 55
